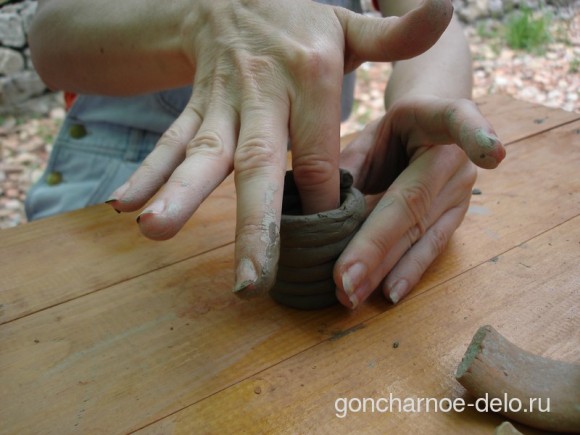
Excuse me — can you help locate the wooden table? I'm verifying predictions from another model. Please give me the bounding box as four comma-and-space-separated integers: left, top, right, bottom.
1, 95, 579, 434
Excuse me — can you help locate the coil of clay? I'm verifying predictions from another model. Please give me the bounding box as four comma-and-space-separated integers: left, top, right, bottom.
270, 169, 366, 309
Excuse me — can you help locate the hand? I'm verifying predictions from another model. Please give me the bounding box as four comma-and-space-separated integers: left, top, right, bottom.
334, 95, 506, 308
107, 0, 455, 296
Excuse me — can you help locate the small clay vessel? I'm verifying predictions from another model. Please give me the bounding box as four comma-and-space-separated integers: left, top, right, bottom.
270, 169, 366, 309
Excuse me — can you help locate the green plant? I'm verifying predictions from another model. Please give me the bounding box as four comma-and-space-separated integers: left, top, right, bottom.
569, 58, 580, 74
504, 7, 552, 53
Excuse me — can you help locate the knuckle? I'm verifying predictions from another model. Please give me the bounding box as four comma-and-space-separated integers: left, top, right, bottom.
444, 98, 478, 125
446, 98, 473, 115
235, 52, 282, 92
365, 232, 392, 260
234, 138, 281, 172
428, 227, 450, 258
159, 126, 188, 150
238, 55, 275, 86
404, 224, 424, 250
186, 131, 228, 159
287, 43, 338, 81
395, 180, 432, 226
236, 221, 272, 242
291, 157, 335, 192
233, 53, 288, 104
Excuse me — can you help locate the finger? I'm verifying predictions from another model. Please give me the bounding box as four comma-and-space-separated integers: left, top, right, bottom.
105, 93, 205, 212
334, 145, 467, 308
136, 95, 238, 240
337, 182, 470, 309
338, 118, 382, 185
338, 150, 475, 308
336, 158, 473, 308
232, 77, 290, 298
383, 197, 470, 304
390, 96, 506, 169
290, 56, 343, 214
336, 0, 453, 69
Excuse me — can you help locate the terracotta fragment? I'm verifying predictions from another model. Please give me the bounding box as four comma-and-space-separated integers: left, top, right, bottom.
494, 421, 523, 435
456, 325, 580, 433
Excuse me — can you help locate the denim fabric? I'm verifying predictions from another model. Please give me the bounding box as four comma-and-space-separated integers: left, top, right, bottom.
25, 0, 362, 221
24, 94, 172, 220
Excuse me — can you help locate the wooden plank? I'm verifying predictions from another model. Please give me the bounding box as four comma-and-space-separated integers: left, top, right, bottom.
1, 122, 578, 434
0, 96, 576, 323
475, 94, 580, 144
0, 243, 387, 434
0, 177, 236, 324
137, 216, 580, 434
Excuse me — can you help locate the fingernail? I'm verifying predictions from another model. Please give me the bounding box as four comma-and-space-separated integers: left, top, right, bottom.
340, 288, 359, 310
104, 199, 117, 204
233, 258, 258, 294
388, 279, 409, 305
104, 199, 121, 213
107, 182, 130, 203
342, 263, 367, 308
136, 200, 165, 223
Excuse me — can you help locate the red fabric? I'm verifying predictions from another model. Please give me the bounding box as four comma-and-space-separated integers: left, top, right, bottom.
64, 92, 77, 111
372, 0, 380, 11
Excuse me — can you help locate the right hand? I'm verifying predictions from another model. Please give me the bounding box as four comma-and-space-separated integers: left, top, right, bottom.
109, 0, 456, 295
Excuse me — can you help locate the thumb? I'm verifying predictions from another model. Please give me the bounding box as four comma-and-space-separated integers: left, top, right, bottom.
336, 0, 453, 69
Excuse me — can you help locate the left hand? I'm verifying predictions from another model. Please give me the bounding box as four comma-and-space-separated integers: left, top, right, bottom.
334, 95, 505, 308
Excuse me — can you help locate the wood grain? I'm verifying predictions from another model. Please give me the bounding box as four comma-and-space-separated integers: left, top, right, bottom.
0, 96, 578, 434
475, 94, 580, 144
138, 216, 580, 434
0, 177, 236, 324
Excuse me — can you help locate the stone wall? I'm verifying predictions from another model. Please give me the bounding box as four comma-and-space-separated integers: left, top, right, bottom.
0, 0, 59, 115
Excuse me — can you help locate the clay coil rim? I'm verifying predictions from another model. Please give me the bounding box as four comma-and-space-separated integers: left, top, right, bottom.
279, 188, 365, 248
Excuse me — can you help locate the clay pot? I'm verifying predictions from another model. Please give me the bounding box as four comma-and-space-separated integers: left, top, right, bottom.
270, 169, 366, 309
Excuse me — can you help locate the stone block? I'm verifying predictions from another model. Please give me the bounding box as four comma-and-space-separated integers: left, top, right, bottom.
0, 11, 25, 47
0, 69, 46, 105
0, 47, 24, 75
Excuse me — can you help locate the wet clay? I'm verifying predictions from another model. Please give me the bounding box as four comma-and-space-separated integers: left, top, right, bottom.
269, 169, 366, 310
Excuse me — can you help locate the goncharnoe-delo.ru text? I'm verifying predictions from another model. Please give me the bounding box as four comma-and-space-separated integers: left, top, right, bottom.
334, 393, 551, 418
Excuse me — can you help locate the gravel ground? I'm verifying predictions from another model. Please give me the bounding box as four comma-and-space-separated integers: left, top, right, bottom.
1, 11, 579, 229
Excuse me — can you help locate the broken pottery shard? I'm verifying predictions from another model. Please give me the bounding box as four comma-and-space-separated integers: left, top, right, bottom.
456, 325, 580, 433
